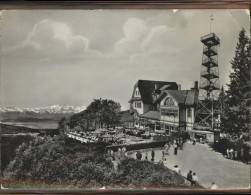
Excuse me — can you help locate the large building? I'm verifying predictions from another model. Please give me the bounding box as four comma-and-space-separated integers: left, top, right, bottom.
125, 79, 199, 135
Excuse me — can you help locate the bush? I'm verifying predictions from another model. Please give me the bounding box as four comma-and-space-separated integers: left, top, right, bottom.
3, 135, 200, 189
3, 135, 113, 187
109, 158, 189, 188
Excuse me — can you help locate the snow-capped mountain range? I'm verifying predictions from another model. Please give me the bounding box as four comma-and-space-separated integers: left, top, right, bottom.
0, 105, 86, 114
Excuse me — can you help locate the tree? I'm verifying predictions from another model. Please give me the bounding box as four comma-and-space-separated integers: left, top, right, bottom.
58, 117, 67, 135
218, 86, 228, 132
68, 98, 121, 131
224, 29, 250, 133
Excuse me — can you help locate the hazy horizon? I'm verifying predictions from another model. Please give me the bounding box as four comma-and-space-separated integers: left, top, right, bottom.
1, 9, 250, 110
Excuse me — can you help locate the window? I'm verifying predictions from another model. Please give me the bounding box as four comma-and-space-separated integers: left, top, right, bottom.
155, 123, 161, 130
134, 102, 141, 108
135, 89, 140, 96
164, 97, 175, 106
187, 108, 192, 118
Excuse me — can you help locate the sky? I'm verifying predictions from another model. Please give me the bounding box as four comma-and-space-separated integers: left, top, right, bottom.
0, 9, 250, 110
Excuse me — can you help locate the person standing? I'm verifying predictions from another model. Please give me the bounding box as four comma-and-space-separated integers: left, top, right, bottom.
241, 147, 244, 162
243, 144, 249, 163
226, 148, 230, 158
145, 152, 148, 160
180, 140, 184, 150
192, 172, 198, 185
229, 148, 234, 159
151, 150, 155, 162
234, 150, 238, 160
211, 182, 219, 189
174, 144, 178, 155
136, 151, 142, 160
173, 165, 181, 173
187, 170, 193, 183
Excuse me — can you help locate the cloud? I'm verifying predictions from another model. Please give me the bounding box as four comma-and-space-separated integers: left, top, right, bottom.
115, 18, 149, 54
141, 25, 177, 53
114, 12, 188, 64
4, 19, 99, 62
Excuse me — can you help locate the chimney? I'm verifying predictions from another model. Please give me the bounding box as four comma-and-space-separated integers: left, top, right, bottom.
178, 84, 181, 90
194, 81, 198, 89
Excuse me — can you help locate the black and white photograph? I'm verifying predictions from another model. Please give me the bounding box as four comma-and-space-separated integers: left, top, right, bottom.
0, 8, 250, 191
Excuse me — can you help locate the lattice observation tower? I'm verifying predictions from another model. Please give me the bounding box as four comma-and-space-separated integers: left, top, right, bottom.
194, 33, 221, 131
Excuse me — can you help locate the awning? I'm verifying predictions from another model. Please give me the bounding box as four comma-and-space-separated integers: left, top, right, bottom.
140, 111, 160, 120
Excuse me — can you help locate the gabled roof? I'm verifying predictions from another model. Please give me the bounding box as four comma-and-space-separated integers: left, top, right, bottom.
167, 90, 187, 104
140, 110, 160, 120
154, 89, 198, 106
131, 80, 178, 104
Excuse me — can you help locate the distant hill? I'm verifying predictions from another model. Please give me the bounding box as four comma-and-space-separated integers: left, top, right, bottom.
0, 105, 86, 114
0, 105, 86, 122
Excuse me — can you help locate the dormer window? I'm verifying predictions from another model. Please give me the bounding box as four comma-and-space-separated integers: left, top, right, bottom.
164, 97, 174, 107
135, 88, 140, 97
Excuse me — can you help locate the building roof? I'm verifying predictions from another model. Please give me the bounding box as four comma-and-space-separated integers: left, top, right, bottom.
167, 90, 187, 104
140, 110, 160, 120
131, 80, 178, 104
154, 89, 198, 106
120, 110, 134, 123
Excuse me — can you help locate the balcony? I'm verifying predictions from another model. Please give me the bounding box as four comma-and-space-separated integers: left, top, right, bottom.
201, 33, 220, 46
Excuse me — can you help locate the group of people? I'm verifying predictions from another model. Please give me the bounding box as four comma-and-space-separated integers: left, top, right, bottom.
186, 170, 198, 185
136, 150, 155, 161
160, 138, 185, 157
226, 148, 237, 160
106, 147, 128, 161
173, 137, 184, 155
226, 146, 250, 163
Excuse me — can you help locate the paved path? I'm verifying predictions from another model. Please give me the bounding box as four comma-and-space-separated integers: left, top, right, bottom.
128, 141, 250, 189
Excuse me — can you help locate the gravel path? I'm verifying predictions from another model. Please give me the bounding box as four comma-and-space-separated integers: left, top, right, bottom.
129, 141, 250, 189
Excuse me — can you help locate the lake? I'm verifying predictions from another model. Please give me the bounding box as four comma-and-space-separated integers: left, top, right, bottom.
1, 121, 58, 129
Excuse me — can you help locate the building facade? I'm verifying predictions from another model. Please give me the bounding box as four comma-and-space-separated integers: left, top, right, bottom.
128, 80, 198, 134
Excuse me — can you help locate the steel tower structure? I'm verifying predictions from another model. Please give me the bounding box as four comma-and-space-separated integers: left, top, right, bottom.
194, 33, 221, 131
